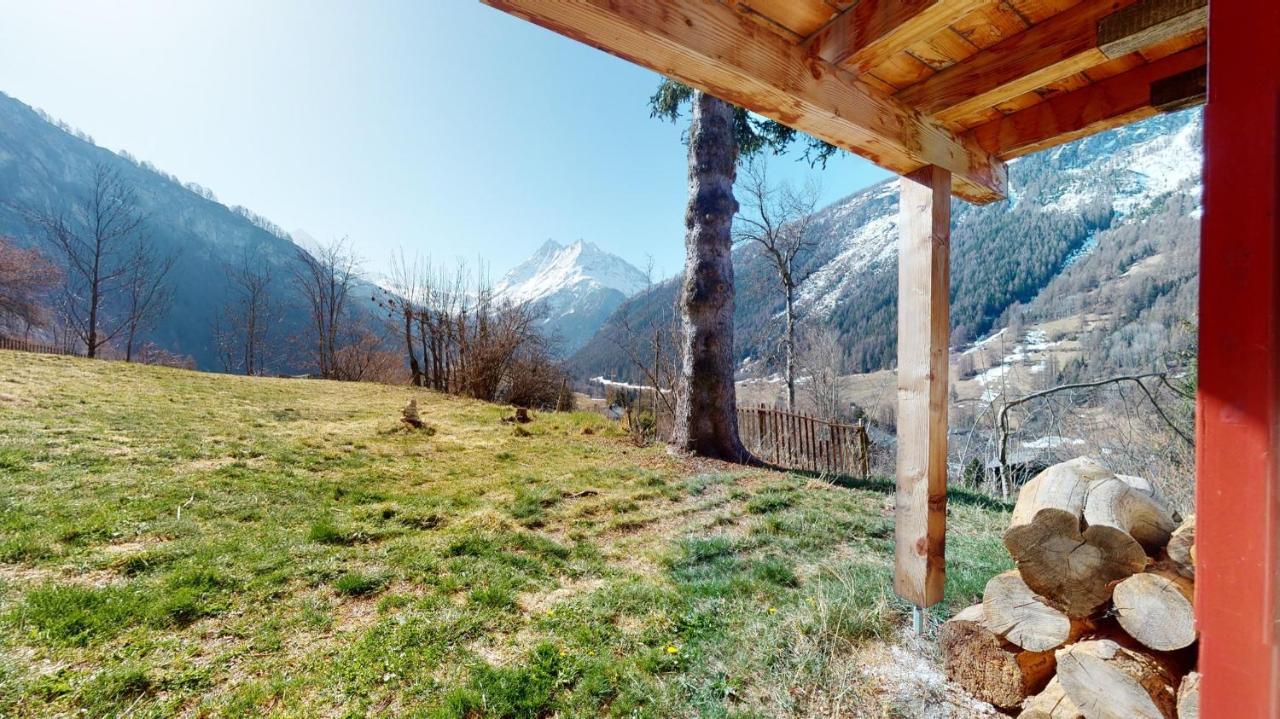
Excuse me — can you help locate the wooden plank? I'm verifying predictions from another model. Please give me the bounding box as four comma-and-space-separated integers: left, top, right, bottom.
807, 0, 989, 75
894, 164, 951, 608
966, 45, 1205, 158
896, 0, 1139, 126
481, 0, 1007, 203
905, 27, 981, 72
1197, 1, 1280, 714
1097, 0, 1207, 59
1005, 0, 1085, 23
1149, 65, 1204, 112
950, 2, 1029, 50
737, 0, 836, 39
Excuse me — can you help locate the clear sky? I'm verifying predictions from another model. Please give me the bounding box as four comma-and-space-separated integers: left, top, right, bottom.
0, 0, 891, 280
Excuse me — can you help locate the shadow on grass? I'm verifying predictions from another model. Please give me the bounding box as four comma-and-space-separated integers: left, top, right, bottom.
760, 466, 1012, 512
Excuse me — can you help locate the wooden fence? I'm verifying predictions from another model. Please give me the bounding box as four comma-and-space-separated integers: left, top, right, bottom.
0, 336, 82, 357
737, 404, 871, 479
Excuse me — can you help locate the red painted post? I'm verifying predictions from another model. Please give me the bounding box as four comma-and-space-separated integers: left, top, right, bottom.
1198, 1, 1280, 715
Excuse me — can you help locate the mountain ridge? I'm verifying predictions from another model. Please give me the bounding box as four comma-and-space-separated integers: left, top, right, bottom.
493, 238, 649, 354
571, 108, 1202, 383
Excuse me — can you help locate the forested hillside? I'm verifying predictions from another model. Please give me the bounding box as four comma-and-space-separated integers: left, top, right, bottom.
572, 109, 1201, 381
0, 92, 379, 371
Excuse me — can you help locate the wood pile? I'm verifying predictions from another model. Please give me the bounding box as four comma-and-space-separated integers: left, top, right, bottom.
941, 457, 1198, 718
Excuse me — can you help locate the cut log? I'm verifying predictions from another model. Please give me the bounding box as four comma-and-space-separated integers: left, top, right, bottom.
1112, 566, 1197, 651
1083, 475, 1178, 551
1113, 473, 1173, 512
939, 604, 1056, 710
1165, 514, 1195, 575
1004, 507, 1148, 617
1056, 639, 1180, 719
1008, 457, 1113, 527
982, 570, 1083, 652
1177, 671, 1200, 719
1018, 677, 1083, 719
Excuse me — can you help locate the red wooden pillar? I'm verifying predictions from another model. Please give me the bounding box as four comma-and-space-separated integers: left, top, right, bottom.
1197, 1, 1280, 715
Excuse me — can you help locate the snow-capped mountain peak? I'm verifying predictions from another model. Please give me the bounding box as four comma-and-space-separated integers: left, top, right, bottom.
494, 239, 650, 354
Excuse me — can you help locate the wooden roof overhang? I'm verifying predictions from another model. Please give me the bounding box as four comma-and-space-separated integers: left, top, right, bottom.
480, 0, 1207, 204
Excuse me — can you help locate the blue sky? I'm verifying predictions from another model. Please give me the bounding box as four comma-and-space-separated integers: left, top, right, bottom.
0, 0, 891, 279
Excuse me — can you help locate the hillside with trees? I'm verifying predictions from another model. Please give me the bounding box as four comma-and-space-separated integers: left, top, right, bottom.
572, 109, 1202, 383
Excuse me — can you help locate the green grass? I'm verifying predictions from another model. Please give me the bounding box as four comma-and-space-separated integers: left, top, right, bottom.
0, 351, 1010, 717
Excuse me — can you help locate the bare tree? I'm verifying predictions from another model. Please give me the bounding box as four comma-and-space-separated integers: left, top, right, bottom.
0, 237, 61, 336
798, 324, 847, 421
292, 237, 360, 378
379, 250, 426, 386
120, 239, 177, 362
30, 164, 148, 357
735, 159, 821, 410
213, 247, 276, 375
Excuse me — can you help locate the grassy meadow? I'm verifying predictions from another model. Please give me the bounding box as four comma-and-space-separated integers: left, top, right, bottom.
0, 351, 1010, 718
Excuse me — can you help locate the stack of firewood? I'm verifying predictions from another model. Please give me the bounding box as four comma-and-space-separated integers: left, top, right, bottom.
941, 457, 1199, 719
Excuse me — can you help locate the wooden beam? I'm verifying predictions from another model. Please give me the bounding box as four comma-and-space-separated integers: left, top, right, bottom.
898, 0, 1207, 127
806, 0, 988, 75
480, 0, 1008, 203
894, 164, 950, 609
966, 45, 1205, 159
1196, 1, 1280, 715
1149, 65, 1205, 112
1097, 0, 1207, 59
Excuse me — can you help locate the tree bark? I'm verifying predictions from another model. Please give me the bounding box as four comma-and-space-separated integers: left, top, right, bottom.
1164, 514, 1195, 575
939, 604, 1056, 710
672, 92, 750, 463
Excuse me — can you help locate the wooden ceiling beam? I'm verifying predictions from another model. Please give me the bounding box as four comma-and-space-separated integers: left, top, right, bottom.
1097, 0, 1207, 59
806, 0, 989, 75
898, 0, 1206, 127
481, 0, 1007, 203
966, 44, 1206, 159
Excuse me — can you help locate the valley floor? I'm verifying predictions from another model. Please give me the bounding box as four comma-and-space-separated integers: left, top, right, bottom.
0, 352, 1009, 718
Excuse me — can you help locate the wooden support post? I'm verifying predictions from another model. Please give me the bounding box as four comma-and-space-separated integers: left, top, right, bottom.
895, 164, 951, 609
1197, 0, 1280, 715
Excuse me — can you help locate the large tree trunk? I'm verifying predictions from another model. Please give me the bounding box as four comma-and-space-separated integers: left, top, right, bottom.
672, 92, 750, 463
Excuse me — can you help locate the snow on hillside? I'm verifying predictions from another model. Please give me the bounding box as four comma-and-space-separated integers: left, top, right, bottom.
494, 240, 649, 355
494, 240, 648, 305
791, 111, 1202, 324
1044, 114, 1202, 216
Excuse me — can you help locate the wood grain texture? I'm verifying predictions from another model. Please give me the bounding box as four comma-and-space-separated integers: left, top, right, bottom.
896, 0, 1138, 126
1097, 0, 1207, 59
806, 0, 987, 74
894, 164, 950, 607
480, 0, 1007, 202
966, 45, 1205, 158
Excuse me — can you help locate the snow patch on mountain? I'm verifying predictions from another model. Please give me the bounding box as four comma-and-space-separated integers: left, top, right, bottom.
494, 239, 649, 355
495, 240, 648, 305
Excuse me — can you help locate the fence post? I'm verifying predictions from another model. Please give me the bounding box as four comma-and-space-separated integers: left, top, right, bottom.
857, 419, 870, 479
